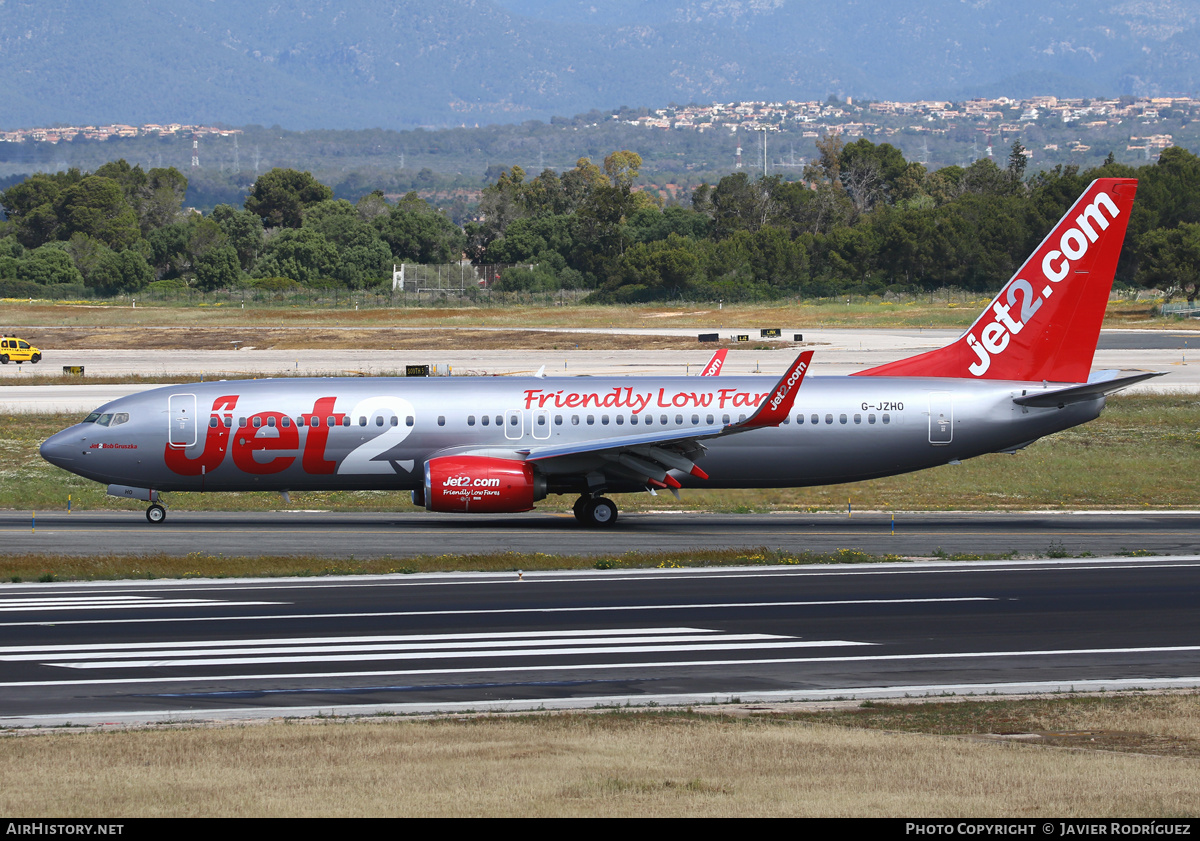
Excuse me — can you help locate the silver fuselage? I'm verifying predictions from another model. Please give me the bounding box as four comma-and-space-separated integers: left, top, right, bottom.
39, 373, 1102, 497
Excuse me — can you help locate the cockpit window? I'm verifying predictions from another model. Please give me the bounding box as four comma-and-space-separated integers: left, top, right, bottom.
84, 412, 101, 424
111, 413, 129, 427
95, 413, 113, 427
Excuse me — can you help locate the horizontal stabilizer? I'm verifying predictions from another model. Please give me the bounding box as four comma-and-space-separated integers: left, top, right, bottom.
1013, 371, 1166, 408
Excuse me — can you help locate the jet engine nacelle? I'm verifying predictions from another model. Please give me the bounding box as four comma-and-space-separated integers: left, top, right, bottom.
423, 455, 546, 513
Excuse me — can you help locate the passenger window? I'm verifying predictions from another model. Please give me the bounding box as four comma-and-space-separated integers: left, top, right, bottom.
438, 416, 446, 426
326, 417, 334, 427
406, 416, 414, 427
269, 417, 278, 428
342, 417, 351, 427
537, 414, 546, 426
811, 414, 819, 425
358, 417, 366, 426
825, 414, 832, 425
481, 415, 489, 426
239, 417, 247, 428
587, 415, 595, 425
601, 415, 609, 425
854, 414, 861, 424
882, 413, 891, 424
738, 414, 746, 423
869, 414, 876, 424
495, 415, 502, 426
281, 417, 290, 428
691, 414, 699, 425
468, 415, 475, 426
796, 414, 804, 424
223, 416, 231, 428
209, 417, 219, 428
630, 415, 639, 425
555, 414, 563, 425
253, 417, 262, 428
782, 415, 789, 425
839, 414, 847, 424
644, 415, 653, 426
571, 415, 579, 425
723, 414, 731, 425
375, 416, 384, 427
509, 415, 518, 426
615, 415, 623, 425
390, 416, 398, 427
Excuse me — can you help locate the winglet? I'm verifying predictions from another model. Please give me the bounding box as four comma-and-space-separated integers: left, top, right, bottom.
735, 351, 813, 430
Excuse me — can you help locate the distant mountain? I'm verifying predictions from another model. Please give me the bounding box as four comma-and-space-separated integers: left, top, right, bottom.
2, 0, 1198, 130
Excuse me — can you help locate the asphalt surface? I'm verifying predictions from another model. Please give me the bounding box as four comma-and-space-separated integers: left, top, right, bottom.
2, 328, 1197, 412
3, 556, 1198, 724
4, 510, 1197, 560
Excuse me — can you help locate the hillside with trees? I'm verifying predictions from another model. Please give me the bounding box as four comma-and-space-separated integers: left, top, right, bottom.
2, 142, 1199, 305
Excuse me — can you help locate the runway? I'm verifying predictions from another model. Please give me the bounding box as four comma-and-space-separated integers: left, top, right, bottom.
2, 327, 1196, 412
2, 556, 1198, 725
3, 510, 1197, 560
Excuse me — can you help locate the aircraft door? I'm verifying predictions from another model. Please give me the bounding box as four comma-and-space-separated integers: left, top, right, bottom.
504, 409, 524, 440
928, 392, 953, 445
168, 393, 197, 448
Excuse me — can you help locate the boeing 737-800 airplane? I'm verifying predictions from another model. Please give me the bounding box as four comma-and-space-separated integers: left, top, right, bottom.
40, 178, 1160, 527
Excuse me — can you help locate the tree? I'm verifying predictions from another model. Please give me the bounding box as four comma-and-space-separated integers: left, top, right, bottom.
244, 168, 333, 228
53, 176, 140, 251
88, 249, 153, 296
252, 228, 339, 284
1007, 142, 1028, 187
1136, 223, 1200, 303
376, 193, 465, 264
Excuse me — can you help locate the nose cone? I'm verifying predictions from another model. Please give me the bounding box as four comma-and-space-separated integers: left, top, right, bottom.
40, 427, 81, 470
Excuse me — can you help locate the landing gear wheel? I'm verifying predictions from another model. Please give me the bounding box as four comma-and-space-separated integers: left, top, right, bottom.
583, 497, 618, 528
573, 495, 590, 523
146, 504, 166, 524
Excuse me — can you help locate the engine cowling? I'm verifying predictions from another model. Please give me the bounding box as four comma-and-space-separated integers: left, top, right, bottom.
423, 455, 546, 513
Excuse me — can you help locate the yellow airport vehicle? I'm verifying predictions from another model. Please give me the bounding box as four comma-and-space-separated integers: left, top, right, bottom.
0, 336, 41, 364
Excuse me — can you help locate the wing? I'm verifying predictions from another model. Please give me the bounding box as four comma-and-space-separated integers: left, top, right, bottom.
515, 351, 813, 493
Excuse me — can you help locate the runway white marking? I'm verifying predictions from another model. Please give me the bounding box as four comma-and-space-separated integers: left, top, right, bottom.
4, 644, 1199, 689
0, 627, 869, 670
0, 596, 994, 627
0, 595, 280, 612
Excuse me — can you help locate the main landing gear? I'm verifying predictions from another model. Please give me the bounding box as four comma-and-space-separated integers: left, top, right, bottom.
146, 503, 167, 524
573, 495, 618, 528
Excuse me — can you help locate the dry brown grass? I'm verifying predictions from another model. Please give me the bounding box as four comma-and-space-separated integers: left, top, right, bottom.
3, 299, 1193, 336
3, 703, 1199, 817
1, 325, 743, 352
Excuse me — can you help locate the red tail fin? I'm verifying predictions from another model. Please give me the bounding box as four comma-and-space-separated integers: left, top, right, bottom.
855, 178, 1137, 383
700, 348, 728, 376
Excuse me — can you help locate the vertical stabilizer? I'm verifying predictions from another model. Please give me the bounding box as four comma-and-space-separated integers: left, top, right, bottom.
854, 178, 1137, 383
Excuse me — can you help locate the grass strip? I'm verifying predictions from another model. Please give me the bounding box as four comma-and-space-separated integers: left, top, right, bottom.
3, 698, 1200, 816
0, 546, 935, 582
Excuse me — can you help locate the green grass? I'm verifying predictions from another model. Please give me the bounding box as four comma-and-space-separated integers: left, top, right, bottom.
0, 546, 918, 583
